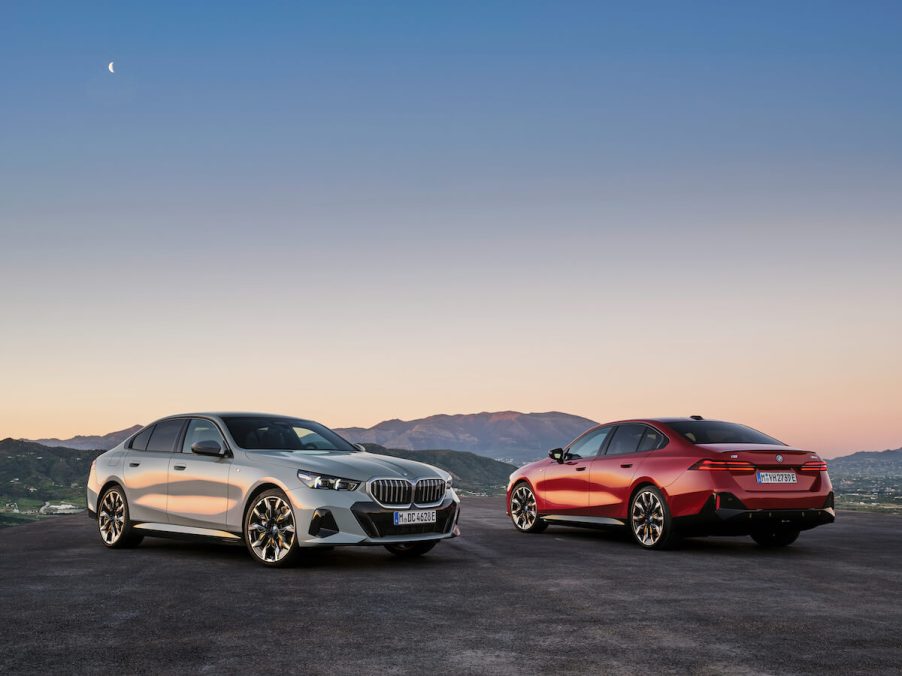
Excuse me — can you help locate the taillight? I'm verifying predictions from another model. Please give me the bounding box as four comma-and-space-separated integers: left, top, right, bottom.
799, 460, 828, 472
690, 459, 756, 472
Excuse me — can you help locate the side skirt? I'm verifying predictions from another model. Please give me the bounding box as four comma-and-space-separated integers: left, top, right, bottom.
133, 522, 244, 544
542, 515, 626, 528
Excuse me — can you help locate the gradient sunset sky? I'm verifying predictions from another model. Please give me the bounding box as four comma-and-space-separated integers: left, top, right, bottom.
1, 3, 900, 456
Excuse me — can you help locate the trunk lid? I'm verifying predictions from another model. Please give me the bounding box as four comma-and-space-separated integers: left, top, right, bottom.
699, 444, 824, 493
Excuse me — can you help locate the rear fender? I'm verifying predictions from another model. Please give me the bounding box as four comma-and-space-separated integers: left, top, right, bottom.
622, 479, 669, 521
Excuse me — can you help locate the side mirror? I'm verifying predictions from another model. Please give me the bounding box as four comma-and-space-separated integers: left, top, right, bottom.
191, 439, 224, 457
353, 443, 366, 452
548, 448, 564, 463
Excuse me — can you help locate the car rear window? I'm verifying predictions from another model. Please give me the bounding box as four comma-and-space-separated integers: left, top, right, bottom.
666, 421, 785, 445
130, 426, 154, 451
145, 419, 185, 452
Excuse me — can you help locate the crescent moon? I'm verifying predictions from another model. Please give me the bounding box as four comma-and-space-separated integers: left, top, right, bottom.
108, 62, 115, 74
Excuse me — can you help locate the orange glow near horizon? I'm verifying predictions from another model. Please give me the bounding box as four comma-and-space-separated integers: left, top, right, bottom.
3, 305, 900, 459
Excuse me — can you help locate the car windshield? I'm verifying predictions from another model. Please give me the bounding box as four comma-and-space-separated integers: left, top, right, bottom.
221, 416, 358, 452
666, 421, 785, 445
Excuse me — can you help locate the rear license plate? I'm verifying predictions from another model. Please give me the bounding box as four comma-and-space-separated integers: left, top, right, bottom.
757, 471, 797, 484
393, 510, 437, 525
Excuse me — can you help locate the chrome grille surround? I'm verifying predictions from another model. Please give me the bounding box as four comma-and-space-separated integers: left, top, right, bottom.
367, 477, 447, 508
368, 478, 413, 507
414, 478, 446, 506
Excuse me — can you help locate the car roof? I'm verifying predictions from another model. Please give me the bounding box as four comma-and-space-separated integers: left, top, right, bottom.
155, 412, 317, 423
600, 417, 727, 425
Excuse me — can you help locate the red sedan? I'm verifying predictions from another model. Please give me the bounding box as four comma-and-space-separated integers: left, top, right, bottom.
506, 416, 834, 549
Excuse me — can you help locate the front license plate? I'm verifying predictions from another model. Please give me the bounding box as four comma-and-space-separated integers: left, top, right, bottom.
393, 510, 437, 525
757, 471, 797, 484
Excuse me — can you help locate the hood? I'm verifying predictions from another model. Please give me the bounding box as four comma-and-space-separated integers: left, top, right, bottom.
247, 450, 448, 481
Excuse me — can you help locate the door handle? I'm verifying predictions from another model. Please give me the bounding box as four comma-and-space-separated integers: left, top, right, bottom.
173, 465, 187, 471
620, 463, 633, 468
128, 462, 140, 467
575, 466, 587, 472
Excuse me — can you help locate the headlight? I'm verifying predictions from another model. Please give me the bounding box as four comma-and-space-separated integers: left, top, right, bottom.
445, 477, 453, 490
297, 470, 360, 491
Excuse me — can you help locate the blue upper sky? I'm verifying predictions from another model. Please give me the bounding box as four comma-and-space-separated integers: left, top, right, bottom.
1, 2, 901, 452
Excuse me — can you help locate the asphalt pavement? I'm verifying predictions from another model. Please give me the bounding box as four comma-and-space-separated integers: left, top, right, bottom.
1, 498, 900, 675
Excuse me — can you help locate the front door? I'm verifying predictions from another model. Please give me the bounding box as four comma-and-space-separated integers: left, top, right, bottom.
166, 418, 232, 531
538, 427, 612, 514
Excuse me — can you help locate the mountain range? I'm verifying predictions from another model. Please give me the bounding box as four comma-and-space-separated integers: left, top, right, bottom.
827, 447, 902, 475
33, 425, 142, 451
335, 411, 597, 463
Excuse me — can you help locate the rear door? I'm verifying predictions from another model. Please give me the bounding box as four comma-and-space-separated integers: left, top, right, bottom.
166, 418, 233, 530
588, 424, 661, 518
123, 419, 186, 523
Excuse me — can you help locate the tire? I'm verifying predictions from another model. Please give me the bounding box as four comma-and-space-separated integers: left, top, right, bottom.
97, 485, 143, 549
384, 541, 438, 558
751, 526, 800, 548
244, 489, 301, 567
629, 486, 677, 550
509, 482, 548, 534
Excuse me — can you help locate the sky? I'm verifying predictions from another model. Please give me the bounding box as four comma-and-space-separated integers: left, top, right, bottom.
1, 2, 901, 456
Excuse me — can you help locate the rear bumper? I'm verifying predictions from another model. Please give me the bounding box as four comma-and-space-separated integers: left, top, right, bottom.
675, 493, 835, 535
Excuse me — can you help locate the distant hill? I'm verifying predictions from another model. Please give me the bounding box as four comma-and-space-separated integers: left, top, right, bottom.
829, 447, 902, 475
336, 411, 597, 464
32, 425, 141, 451
361, 444, 516, 495
0, 438, 102, 512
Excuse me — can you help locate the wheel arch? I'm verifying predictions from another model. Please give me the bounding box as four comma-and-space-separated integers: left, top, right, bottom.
626, 479, 668, 517
96, 478, 126, 512
506, 476, 538, 515
241, 481, 286, 526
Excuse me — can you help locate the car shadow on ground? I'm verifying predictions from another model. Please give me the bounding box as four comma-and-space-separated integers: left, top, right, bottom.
540, 524, 817, 556
134, 536, 462, 570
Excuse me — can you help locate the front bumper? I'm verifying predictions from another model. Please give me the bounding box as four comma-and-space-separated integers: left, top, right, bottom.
675, 493, 835, 535
286, 486, 461, 547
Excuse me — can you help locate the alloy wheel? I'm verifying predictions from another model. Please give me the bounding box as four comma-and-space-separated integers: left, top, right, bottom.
631, 490, 665, 546
247, 495, 297, 563
98, 489, 125, 545
510, 485, 538, 531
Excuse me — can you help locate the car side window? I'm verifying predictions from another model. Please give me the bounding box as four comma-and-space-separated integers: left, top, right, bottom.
182, 419, 226, 453
605, 424, 647, 456
130, 426, 154, 451
145, 419, 185, 453
638, 427, 667, 452
567, 427, 612, 459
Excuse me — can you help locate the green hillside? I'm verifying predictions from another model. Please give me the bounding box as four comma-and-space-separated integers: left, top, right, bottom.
0, 439, 102, 520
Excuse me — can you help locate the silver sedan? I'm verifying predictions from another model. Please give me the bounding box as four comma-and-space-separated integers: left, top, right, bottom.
86, 412, 460, 567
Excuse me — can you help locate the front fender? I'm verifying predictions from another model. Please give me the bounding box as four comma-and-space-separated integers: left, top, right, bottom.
227, 472, 297, 531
